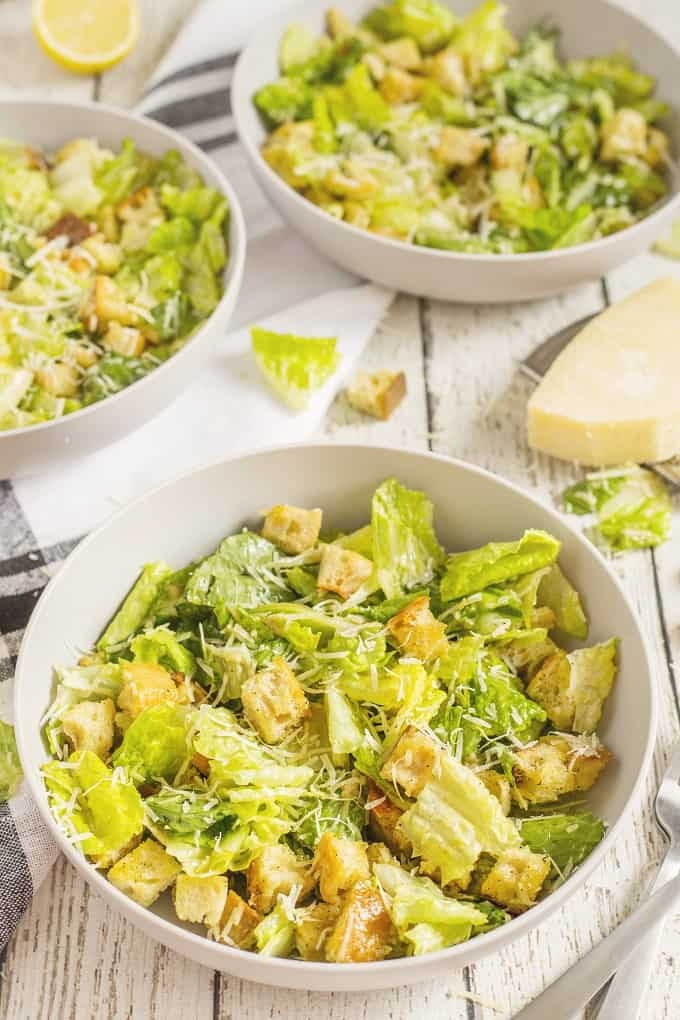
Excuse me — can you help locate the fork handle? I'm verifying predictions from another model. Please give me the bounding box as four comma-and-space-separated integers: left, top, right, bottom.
594, 849, 679, 1020
512, 872, 680, 1020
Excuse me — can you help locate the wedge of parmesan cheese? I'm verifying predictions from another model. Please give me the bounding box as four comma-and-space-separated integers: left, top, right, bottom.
528, 277, 680, 466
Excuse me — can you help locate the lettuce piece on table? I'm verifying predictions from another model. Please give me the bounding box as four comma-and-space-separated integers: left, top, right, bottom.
251, 327, 341, 411
397, 754, 522, 885
563, 467, 671, 552
518, 811, 606, 873
441, 530, 560, 601
0, 721, 22, 801
98, 561, 173, 651
364, 0, 457, 54
113, 703, 189, 783
371, 478, 445, 599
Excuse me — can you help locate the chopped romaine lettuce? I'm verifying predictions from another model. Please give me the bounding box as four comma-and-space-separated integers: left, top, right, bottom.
563, 466, 671, 551
0, 721, 22, 801
185, 532, 286, 614
113, 704, 189, 782
251, 327, 341, 411
130, 626, 196, 677
441, 530, 560, 601
255, 902, 296, 957
98, 562, 172, 651
536, 564, 588, 639
568, 638, 617, 734
398, 755, 522, 884
371, 478, 444, 598
518, 811, 606, 873
364, 0, 457, 53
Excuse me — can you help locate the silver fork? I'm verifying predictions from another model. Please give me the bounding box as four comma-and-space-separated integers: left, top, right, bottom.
520, 315, 680, 488
593, 741, 680, 1020
513, 741, 680, 1020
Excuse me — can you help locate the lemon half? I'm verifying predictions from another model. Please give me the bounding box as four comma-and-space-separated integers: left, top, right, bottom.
33, 0, 141, 74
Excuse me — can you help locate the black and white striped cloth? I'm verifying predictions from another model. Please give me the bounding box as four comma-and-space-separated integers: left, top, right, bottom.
0, 0, 393, 952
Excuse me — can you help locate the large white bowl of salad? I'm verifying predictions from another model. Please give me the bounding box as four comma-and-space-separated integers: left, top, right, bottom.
14, 444, 655, 991
0, 99, 246, 478
232, 0, 680, 301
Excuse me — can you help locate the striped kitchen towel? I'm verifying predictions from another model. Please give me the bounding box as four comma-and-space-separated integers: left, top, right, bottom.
0, 0, 394, 951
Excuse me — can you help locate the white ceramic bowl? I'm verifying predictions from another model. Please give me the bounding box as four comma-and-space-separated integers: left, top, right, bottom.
0, 99, 246, 479
232, 0, 680, 303
15, 444, 656, 990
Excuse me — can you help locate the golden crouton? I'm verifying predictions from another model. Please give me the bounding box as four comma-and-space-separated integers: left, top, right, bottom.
512, 734, 611, 807
294, 901, 341, 960
380, 725, 441, 797
344, 199, 372, 228
500, 634, 557, 678
35, 361, 79, 398
117, 662, 184, 721
241, 657, 310, 744
380, 38, 422, 71
102, 321, 146, 358
108, 839, 181, 907
317, 544, 374, 599
247, 844, 312, 913
477, 769, 512, 816
367, 782, 413, 857
428, 47, 467, 95
386, 595, 448, 662
312, 832, 370, 905
261, 504, 322, 554
346, 370, 407, 421
526, 652, 574, 730
85, 274, 137, 330
490, 133, 529, 171
215, 890, 262, 948
68, 340, 99, 368
93, 832, 142, 871
98, 204, 119, 242
480, 847, 550, 914
173, 874, 229, 928
436, 126, 488, 168
325, 880, 397, 962
379, 66, 425, 104
600, 107, 648, 163
61, 698, 116, 759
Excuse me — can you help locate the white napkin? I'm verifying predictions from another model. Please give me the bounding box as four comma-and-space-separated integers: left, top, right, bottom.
12, 0, 395, 546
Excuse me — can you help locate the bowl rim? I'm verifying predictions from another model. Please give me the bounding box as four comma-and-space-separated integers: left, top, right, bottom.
231, 0, 680, 266
0, 97, 247, 442
14, 441, 658, 978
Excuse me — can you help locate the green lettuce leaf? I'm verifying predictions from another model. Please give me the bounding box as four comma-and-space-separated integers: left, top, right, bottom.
293, 793, 366, 850
98, 562, 173, 651
279, 24, 319, 73
185, 532, 287, 613
43, 662, 124, 755
564, 467, 671, 552
325, 685, 365, 755
255, 902, 296, 957
441, 530, 560, 601
568, 638, 617, 733
199, 643, 255, 700
536, 564, 588, 639
251, 327, 341, 411
113, 703, 189, 782
371, 478, 445, 599
144, 785, 235, 837
364, 0, 457, 53
130, 626, 196, 677
518, 811, 605, 873
397, 754, 522, 885
451, 0, 517, 82
254, 78, 313, 128
44, 750, 144, 859
374, 861, 486, 953
0, 721, 22, 801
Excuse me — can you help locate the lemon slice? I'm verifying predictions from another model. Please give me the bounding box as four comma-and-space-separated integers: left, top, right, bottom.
32, 0, 140, 74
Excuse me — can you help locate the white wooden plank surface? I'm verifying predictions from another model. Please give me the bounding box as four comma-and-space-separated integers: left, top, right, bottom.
1, 0, 679, 1017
